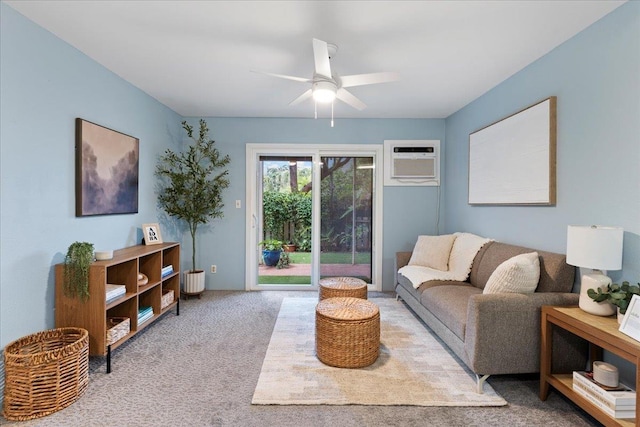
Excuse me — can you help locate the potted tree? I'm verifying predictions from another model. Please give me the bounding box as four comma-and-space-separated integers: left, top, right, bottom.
156, 119, 230, 297
63, 241, 95, 301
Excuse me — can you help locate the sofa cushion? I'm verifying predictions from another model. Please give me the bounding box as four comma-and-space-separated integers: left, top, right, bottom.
483, 252, 540, 294
421, 284, 482, 340
396, 273, 464, 302
469, 241, 574, 293
408, 234, 456, 271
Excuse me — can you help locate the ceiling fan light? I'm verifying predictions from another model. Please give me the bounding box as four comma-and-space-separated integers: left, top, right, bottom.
312, 81, 336, 103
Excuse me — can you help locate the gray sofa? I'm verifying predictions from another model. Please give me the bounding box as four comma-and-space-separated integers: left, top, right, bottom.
395, 239, 587, 392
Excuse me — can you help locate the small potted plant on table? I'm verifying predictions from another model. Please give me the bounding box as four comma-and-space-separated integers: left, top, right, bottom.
588, 281, 640, 322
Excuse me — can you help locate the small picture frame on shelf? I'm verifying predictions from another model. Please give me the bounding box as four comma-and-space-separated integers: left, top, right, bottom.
142, 223, 163, 245
619, 294, 640, 342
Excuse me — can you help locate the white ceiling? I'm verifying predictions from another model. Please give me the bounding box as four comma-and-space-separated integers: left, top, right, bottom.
6, 1, 625, 119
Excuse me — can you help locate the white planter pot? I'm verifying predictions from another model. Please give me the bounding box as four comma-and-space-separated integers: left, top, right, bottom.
183, 270, 205, 294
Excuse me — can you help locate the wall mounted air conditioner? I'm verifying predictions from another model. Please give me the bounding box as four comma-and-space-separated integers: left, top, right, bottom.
383, 140, 440, 186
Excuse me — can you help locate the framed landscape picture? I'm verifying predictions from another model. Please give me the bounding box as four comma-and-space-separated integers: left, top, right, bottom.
76, 118, 139, 216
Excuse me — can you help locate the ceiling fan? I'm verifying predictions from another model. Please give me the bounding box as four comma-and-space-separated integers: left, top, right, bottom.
253, 38, 399, 124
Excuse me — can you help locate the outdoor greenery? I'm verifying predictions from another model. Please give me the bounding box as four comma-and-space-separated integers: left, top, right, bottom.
63, 241, 95, 301
261, 157, 372, 254
262, 191, 311, 245
156, 119, 230, 272
287, 252, 372, 264
258, 239, 283, 251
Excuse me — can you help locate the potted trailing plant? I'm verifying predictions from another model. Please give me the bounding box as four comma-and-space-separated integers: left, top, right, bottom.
63, 241, 95, 301
156, 119, 230, 296
588, 281, 640, 320
259, 239, 283, 267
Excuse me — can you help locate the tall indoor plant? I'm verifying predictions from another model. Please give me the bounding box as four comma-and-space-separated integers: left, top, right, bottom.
156, 119, 230, 295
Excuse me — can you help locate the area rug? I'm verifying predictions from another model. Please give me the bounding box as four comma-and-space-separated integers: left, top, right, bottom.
252, 297, 507, 406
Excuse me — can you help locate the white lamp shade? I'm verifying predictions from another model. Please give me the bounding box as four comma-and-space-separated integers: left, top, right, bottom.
566, 225, 623, 270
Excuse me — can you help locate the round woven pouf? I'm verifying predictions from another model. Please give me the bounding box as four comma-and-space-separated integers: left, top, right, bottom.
315, 297, 380, 368
318, 277, 368, 301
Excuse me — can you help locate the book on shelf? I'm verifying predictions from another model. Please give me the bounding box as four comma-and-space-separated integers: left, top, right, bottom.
573, 383, 635, 419
573, 381, 635, 411
572, 371, 636, 406
138, 312, 153, 325
138, 306, 154, 325
161, 265, 174, 278
106, 284, 126, 303
138, 307, 153, 318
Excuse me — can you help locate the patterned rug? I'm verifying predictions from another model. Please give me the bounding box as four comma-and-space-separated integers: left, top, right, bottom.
252, 297, 507, 406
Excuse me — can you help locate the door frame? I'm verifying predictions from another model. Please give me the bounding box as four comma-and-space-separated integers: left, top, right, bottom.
245, 143, 383, 291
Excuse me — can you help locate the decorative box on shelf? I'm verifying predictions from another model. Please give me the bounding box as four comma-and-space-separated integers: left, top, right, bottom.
161, 289, 174, 309
106, 317, 130, 346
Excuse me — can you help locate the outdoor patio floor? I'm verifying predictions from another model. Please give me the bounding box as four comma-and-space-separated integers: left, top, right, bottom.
258, 263, 371, 277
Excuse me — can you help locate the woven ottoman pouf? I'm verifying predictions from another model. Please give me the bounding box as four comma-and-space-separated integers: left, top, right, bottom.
315, 297, 380, 368
318, 276, 368, 301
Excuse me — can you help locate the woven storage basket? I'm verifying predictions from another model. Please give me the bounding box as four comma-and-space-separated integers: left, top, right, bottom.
2, 327, 89, 421
318, 277, 368, 301
315, 297, 380, 368
161, 289, 175, 309
106, 317, 130, 346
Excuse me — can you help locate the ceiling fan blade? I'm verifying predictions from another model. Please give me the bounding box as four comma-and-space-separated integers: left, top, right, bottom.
289, 89, 313, 106
340, 72, 399, 88
336, 88, 366, 110
312, 38, 332, 78
251, 70, 311, 83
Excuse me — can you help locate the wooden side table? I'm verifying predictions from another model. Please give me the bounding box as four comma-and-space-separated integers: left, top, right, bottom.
540, 305, 640, 427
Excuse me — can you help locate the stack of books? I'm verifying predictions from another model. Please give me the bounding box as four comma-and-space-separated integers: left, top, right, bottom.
573, 371, 636, 419
106, 284, 126, 304
161, 264, 173, 278
138, 306, 154, 326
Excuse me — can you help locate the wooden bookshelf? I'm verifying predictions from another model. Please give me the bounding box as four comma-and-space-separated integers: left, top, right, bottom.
540, 306, 639, 426
55, 242, 180, 372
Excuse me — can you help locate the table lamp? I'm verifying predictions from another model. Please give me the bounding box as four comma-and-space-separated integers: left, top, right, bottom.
567, 225, 624, 316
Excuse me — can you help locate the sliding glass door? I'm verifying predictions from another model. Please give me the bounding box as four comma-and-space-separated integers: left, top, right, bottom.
245, 144, 382, 291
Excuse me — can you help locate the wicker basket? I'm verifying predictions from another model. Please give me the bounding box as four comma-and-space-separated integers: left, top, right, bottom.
2, 327, 89, 421
319, 277, 368, 300
315, 297, 380, 368
106, 317, 130, 346
161, 289, 174, 309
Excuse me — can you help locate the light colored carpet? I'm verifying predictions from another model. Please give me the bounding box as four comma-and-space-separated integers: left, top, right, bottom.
252, 297, 507, 406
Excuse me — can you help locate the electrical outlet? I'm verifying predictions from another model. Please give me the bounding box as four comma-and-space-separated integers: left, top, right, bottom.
235, 200, 241, 209
210, 265, 217, 274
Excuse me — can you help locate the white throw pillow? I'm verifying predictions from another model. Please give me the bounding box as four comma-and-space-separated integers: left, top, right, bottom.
483, 252, 540, 294
408, 234, 457, 271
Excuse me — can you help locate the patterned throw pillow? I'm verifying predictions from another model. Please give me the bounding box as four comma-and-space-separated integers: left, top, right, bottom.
483, 252, 540, 294
408, 234, 457, 271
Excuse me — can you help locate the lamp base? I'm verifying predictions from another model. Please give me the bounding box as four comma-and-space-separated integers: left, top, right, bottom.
579, 272, 615, 316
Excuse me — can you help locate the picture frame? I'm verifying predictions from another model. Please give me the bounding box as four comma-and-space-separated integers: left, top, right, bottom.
468, 97, 556, 205
76, 118, 139, 216
619, 294, 640, 343
142, 223, 163, 245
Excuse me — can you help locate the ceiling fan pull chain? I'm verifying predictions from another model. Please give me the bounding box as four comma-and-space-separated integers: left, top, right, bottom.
314, 101, 318, 119
331, 101, 334, 127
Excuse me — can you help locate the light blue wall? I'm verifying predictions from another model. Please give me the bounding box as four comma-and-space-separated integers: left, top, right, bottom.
0, 3, 182, 348
178, 117, 446, 292
443, 2, 640, 284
